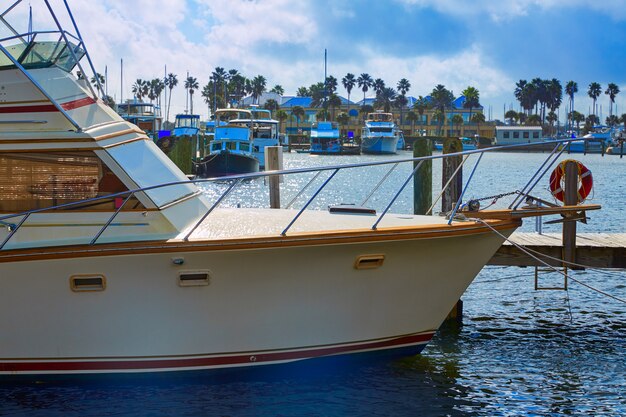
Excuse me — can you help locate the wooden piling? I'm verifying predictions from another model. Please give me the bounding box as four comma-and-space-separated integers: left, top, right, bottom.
441, 137, 464, 323
413, 138, 432, 215
562, 161, 578, 273
442, 137, 463, 212
265, 146, 282, 209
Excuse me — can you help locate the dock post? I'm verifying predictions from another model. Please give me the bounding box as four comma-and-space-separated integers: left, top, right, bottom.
266, 146, 282, 209
562, 160, 580, 283
442, 137, 463, 323
442, 137, 463, 212
413, 138, 432, 214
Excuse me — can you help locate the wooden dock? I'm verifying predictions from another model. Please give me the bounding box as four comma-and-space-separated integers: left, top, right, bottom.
489, 232, 626, 269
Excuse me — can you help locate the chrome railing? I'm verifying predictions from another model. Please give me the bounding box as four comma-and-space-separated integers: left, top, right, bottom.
0, 138, 583, 251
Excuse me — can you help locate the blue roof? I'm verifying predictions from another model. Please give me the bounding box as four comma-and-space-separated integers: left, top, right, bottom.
281, 97, 312, 108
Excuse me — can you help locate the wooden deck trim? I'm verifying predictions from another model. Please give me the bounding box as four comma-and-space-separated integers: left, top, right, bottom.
0, 218, 521, 263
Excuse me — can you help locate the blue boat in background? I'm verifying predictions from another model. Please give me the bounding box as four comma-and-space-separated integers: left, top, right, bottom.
434, 137, 477, 151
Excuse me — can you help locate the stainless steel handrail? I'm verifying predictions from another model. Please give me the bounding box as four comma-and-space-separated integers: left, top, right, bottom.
0, 139, 581, 250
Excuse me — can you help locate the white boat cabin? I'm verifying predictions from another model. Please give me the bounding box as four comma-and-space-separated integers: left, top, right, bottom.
495, 126, 543, 145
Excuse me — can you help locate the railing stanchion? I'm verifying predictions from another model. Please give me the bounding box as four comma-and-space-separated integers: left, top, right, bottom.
448, 152, 484, 225
90, 193, 134, 245
372, 161, 424, 230
183, 179, 241, 241
0, 213, 30, 250
281, 169, 339, 236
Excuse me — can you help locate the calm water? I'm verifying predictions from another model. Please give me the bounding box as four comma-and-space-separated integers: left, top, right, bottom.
1, 151, 625, 416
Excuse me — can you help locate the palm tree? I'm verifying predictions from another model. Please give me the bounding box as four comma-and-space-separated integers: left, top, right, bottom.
275, 109, 288, 132
471, 113, 485, 136
327, 94, 342, 121
571, 111, 585, 131
374, 87, 397, 113
270, 85, 284, 95
251, 75, 267, 104
587, 82, 602, 116
356, 73, 373, 103
264, 98, 279, 112
430, 84, 454, 136
291, 105, 305, 130
413, 96, 429, 132
396, 78, 411, 126
132, 79, 147, 101
546, 111, 558, 135
505, 110, 518, 125
150, 78, 165, 109
325, 75, 338, 95
342, 73, 356, 103
431, 110, 445, 135
336, 112, 349, 130
605, 83, 620, 117
546, 79, 562, 117
526, 114, 542, 126
397, 78, 411, 96
308, 82, 327, 108
296, 86, 309, 97
461, 86, 480, 124
90, 72, 105, 94
184, 75, 199, 115
565, 80, 578, 130
406, 111, 418, 134
201, 82, 212, 116
164, 73, 178, 122
452, 114, 464, 136
360, 104, 374, 122
372, 78, 385, 96
606, 114, 619, 127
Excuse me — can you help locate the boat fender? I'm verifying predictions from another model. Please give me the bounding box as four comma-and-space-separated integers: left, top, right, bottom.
549, 160, 593, 204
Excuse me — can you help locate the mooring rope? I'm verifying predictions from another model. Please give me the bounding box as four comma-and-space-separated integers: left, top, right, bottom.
474, 219, 626, 304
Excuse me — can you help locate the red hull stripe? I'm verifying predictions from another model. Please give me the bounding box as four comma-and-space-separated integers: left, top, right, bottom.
0, 332, 434, 373
0, 97, 96, 114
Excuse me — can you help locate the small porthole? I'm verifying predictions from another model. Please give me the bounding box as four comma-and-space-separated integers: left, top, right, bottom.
354, 254, 385, 270
178, 271, 211, 287
70, 274, 106, 292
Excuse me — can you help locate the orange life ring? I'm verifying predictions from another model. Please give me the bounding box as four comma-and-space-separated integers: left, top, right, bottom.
549, 160, 593, 203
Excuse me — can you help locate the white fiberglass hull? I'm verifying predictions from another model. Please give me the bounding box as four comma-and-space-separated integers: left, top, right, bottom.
0, 214, 515, 376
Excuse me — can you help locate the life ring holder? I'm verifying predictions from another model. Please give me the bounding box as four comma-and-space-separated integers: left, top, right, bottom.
549, 160, 593, 204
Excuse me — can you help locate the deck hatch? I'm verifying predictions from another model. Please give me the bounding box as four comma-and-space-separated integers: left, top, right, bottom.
354, 254, 385, 270
178, 271, 211, 287
70, 274, 106, 292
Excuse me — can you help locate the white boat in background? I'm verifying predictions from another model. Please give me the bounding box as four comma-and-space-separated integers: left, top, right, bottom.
361, 112, 399, 154
0, 1, 599, 378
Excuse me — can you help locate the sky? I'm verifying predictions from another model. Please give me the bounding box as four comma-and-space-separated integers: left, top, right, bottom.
6, 0, 626, 122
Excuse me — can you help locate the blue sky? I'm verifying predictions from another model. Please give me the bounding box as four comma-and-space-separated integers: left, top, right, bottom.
16, 0, 626, 121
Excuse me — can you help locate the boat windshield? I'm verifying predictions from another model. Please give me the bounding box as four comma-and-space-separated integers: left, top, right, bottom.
367, 113, 393, 122
0, 40, 85, 72
175, 116, 199, 128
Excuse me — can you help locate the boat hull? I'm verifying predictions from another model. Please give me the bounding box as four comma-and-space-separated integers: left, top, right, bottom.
194, 151, 260, 177
361, 136, 398, 154
0, 223, 515, 376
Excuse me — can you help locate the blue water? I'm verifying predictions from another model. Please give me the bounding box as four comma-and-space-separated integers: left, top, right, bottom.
2, 151, 625, 416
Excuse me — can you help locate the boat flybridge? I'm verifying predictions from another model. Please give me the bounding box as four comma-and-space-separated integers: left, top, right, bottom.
249, 106, 280, 168
0, 1, 601, 378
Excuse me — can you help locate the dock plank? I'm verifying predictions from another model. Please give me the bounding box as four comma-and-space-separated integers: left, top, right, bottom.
490, 232, 626, 268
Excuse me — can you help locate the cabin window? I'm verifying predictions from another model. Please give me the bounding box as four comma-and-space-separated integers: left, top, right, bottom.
513, 132, 520, 139
226, 142, 237, 151
503, 132, 510, 138
523, 132, 529, 139
240, 142, 250, 152
211, 142, 222, 151
0, 151, 144, 212
533, 132, 540, 139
